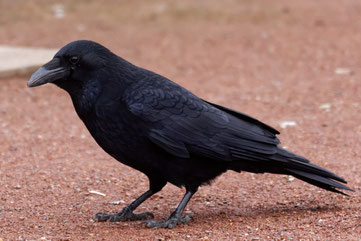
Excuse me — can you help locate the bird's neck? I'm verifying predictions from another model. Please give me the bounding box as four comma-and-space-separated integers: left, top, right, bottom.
68, 80, 102, 118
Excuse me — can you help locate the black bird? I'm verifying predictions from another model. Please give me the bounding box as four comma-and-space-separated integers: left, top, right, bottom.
28, 40, 353, 228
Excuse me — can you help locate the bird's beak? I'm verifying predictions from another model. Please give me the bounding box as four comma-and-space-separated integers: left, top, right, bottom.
28, 58, 69, 87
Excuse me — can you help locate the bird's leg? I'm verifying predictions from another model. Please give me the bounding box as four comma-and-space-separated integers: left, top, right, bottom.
95, 189, 155, 222
143, 188, 196, 228
95, 179, 166, 222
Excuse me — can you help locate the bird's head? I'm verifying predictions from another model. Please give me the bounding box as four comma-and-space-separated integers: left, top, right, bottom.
28, 40, 113, 91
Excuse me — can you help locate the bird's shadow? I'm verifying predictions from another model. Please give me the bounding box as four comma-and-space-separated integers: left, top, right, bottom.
95, 203, 343, 230
192, 202, 343, 222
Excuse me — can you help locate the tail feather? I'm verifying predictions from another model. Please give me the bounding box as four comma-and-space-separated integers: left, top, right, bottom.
272, 147, 354, 195
264, 148, 354, 195
289, 174, 348, 195
286, 169, 353, 193
272, 156, 347, 183
230, 146, 354, 195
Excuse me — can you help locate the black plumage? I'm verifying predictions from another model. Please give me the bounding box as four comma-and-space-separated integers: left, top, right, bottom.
28, 40, 353, 228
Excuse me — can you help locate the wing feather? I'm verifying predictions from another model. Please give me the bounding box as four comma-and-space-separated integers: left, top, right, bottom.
125, 76, 280, 161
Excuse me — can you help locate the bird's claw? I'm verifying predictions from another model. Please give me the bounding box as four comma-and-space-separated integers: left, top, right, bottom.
143, 214, 193, 228
94, 208, 154, 222
94, 212, 112, 222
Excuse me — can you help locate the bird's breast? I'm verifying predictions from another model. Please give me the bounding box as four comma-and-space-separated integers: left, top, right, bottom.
81, 106, 146, 162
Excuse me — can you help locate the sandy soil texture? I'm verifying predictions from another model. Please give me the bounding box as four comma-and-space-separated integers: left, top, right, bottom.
0, 0, 360, 240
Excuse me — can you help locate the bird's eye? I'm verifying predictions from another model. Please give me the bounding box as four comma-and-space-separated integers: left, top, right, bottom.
69, 56, 79, 64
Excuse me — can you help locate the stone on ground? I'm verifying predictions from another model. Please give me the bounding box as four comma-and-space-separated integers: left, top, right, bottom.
0, 46, 56, 79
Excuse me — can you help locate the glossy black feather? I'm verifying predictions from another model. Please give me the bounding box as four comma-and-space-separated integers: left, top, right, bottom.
30, 40, 353, 226
50, 40, 352, 193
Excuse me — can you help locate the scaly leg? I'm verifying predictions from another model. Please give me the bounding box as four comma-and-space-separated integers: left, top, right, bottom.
143, 188, 197, 228
94, 179, 166, 222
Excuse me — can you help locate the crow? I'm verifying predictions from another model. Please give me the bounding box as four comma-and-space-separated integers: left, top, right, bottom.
28, 40, 353, 228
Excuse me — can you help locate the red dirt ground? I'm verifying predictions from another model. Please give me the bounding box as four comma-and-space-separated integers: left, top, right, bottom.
0, 0, 360, 240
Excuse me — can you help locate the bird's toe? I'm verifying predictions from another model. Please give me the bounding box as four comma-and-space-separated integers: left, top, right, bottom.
94, 209, 154, 222
94, 212, 111, 222
143, 213, 194, 228
109, 211, 154, 222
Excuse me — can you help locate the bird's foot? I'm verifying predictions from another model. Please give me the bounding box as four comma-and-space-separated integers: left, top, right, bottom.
143, 214, 193, 228
94, 207, 154, 222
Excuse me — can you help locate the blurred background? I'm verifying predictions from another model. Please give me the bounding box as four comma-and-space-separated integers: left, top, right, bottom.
0, 0, 360, 240
1, 0, 360, 101
1, 0, 359, 90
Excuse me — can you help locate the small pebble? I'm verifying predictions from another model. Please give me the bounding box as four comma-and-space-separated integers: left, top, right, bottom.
335, 67, 352, 75
319, 103, 331, 112
288, 176, 295, 182
109, 200, 125, 205
280, 121, 297, 128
